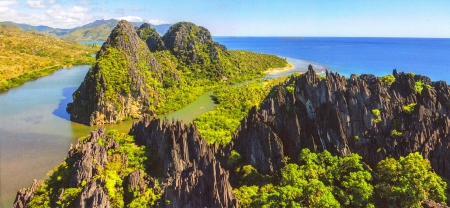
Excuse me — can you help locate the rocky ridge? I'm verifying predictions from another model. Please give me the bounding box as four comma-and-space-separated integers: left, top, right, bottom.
15, 117, 238, 207
232, 65, 450, 179
130, 116, 238, 207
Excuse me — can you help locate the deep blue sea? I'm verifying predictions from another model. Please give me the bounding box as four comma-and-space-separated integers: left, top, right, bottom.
214, 37, 450, 83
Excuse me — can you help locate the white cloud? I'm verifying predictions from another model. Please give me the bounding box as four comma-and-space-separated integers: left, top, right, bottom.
0, 1, 19, 19
26, 0, 57, 9
0, 1, 95, 28
148, 19, 167, 25
27, 1, 47, 8
46, 5, 90, 23
115, 16, 143, 22
0, 0, 19, 7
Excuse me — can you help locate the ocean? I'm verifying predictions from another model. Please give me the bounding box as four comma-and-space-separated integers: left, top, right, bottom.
214, 37, 450, 82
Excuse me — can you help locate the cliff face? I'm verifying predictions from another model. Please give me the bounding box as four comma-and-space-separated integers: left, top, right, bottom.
67, 20, 163, 126
130, 116, 238, 207
233, 66, 450, 178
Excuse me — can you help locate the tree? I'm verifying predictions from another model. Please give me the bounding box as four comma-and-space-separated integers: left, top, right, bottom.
375, 152, 447, 207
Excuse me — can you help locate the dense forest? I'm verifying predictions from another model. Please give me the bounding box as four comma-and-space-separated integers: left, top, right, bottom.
0, 22, 98, 92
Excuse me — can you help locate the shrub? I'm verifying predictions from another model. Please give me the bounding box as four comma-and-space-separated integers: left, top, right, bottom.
391, 129, 403, 136
380, 74, 395, 86
403, 103, 416, 114
371, 109, 380, 117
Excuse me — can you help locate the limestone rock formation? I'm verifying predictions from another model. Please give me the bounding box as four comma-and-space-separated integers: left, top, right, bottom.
13, 180, 44, 208
233, 65, 450, 178
137, 23, 166, 52
68, 128, 109, 187
76, 179, 110, 208
67, 20, 163, 126
162, 22, 226, 63
130, 116, 238, 208
162, 22, 228, 77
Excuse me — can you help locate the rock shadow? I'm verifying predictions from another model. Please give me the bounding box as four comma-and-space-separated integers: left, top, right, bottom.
53, 87, 77, 121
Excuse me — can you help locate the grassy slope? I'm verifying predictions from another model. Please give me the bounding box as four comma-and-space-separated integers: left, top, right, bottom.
60, 24, 113, 42
0, 25, 99, 92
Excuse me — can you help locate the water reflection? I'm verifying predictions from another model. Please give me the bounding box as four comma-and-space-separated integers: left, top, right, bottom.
53, 87, 77, 121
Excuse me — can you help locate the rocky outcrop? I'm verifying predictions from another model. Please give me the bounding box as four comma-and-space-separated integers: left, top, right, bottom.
68, 128, 110, 187
233, 65, 450, 178
137, 23, 166, 52
422, 199, 449, 208
67, 20, 163, 126
13, 179, 44, 208
130, 116, 238, 208
162, 22, 227, 77
76, 179, 110, 208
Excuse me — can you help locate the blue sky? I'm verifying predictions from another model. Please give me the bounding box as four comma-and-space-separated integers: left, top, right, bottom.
0, 0, 449, 37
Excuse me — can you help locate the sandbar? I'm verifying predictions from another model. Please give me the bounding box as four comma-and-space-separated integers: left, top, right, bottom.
264, 57, 328, 79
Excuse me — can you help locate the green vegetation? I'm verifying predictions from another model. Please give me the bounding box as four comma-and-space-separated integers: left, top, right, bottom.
232, 149, 447, 207
0, 27, 98, 92
27, 130, 161, 207
60, 24, 114, 42
375, 152, 447, 207
371, 109, 380, 117
403, 103, 417, 114
415, 81, 433, 94
372, 108, 382, 123
194, 78, 285, 144
391, 129, 403, 136
233, 149, 374, 207
380, 74, 395, 86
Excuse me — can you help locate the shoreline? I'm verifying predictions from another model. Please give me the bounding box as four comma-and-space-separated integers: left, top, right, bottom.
264, 57, 328, 78
264, 61, 296, 75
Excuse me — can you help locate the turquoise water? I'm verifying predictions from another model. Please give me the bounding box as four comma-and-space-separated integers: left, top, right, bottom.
215, 37, 450, 82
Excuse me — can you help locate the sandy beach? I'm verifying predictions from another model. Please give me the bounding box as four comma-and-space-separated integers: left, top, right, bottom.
264, 57, 328, 79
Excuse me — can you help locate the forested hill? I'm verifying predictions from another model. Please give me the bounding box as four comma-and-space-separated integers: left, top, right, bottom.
67, 20, 287, 126
0, 23, 98, 92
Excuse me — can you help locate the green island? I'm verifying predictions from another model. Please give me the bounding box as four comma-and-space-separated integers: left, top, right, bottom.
0, 22, 98, 92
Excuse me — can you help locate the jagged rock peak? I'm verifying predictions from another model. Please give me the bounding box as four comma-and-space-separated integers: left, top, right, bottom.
232, 66, 450, 179
69, 127, 109, 187
137, 23, 166, 52
162, 22, 227, 63
130, 115, 238, 208
97, 20, 141, 59
13, 179, 44, 208
67, 19, 163, 126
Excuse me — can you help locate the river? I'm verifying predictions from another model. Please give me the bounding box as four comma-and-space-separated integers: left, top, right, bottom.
0, 57, 324, 207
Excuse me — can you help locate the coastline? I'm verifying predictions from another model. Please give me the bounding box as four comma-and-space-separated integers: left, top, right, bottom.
264, 61, 296, 75
264, 57, 328, 78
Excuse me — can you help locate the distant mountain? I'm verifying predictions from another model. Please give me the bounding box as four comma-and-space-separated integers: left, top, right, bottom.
5, 19, 171, 42
0, 22, 22, 30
